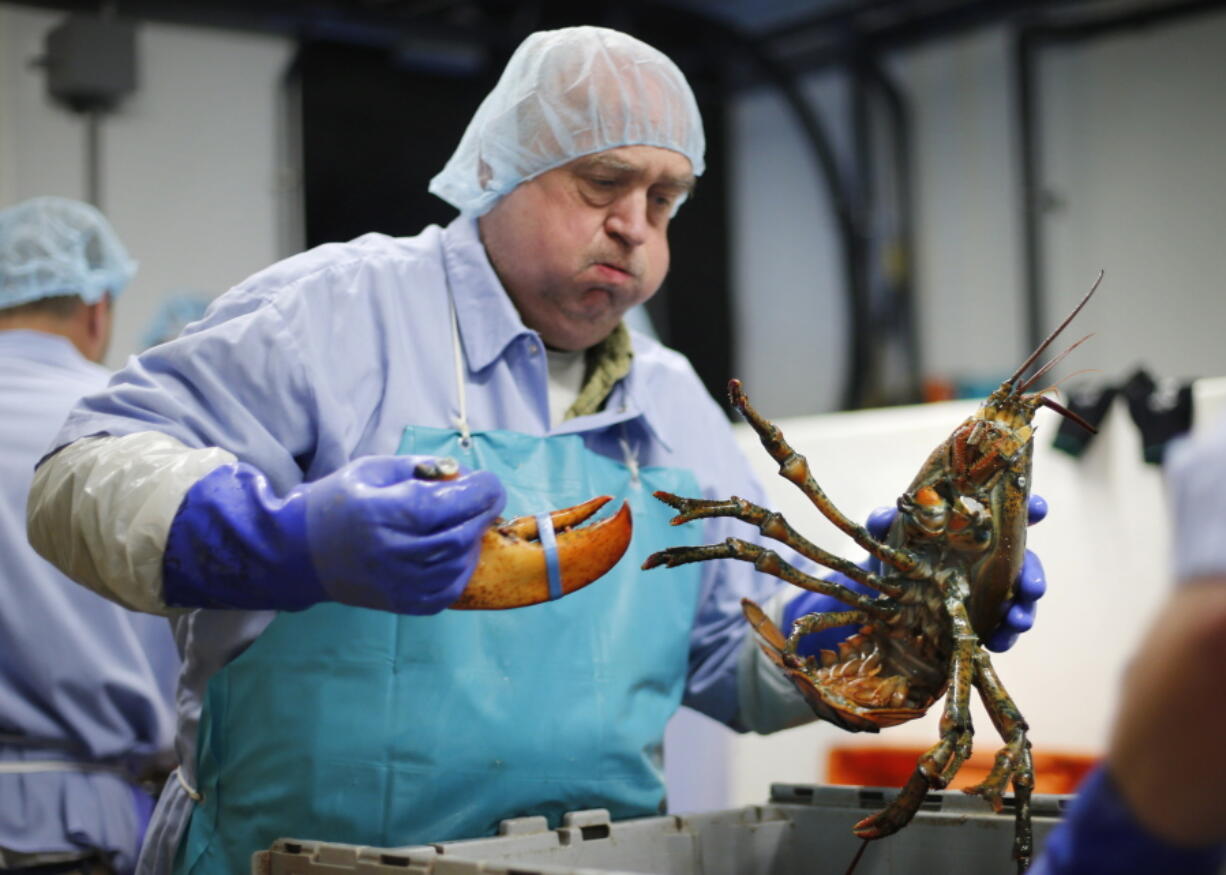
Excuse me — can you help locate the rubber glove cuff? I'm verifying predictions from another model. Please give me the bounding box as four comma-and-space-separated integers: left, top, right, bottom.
1031, 765, 1225, 875
163, 462, 326, 611
163, 456, 506, 614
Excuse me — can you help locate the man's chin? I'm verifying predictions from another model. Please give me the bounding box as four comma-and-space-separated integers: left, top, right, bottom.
541, 315, 622, 351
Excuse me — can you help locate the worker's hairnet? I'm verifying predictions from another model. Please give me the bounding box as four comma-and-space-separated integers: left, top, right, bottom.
430, 26, 705, 216
141, 290, 213, 350
0, 195, 137, 309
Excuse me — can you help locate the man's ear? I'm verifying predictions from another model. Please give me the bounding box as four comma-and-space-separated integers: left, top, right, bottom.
83, 294, 113, 362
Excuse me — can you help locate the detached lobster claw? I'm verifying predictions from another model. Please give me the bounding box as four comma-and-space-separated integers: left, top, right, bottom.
452, 496, 633, 610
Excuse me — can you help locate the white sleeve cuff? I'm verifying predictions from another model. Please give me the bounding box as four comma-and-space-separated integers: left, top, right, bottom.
1165, 419, 1226, 582
27, 432, 237, 615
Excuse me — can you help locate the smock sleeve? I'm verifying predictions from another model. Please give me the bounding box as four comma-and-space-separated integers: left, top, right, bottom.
28, 272, 329, 614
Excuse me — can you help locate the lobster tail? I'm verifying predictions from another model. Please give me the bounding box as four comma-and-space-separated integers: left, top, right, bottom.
741, 599, 933, 733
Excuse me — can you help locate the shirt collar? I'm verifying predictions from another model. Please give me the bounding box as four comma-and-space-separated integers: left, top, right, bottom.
615, 348, 675, 452
0, 329, 91, 370
440, 214, 534, 373
545, 343, 674, 453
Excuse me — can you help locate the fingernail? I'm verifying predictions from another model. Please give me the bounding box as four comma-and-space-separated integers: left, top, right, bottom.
415, 457, 460, 480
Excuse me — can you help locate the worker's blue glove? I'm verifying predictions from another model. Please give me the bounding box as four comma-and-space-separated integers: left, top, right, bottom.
783, 495, 1048, 656
163, 455, 506, 614
1029, 765, 1225, 875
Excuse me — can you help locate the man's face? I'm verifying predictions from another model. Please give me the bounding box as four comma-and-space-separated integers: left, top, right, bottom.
478, 145, 695, 351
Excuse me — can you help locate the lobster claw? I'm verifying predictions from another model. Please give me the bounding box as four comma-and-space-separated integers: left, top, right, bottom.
451, 496, 633, 610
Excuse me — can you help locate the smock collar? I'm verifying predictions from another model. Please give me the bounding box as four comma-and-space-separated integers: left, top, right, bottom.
0, 329, 91, 370
440, 215, 533, 374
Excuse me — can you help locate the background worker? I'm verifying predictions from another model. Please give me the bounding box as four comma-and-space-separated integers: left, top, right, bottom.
27, 27, 1043, 874
1029, 415, 1226, 874
138, 291, 211, 351
0, 197, 179, 874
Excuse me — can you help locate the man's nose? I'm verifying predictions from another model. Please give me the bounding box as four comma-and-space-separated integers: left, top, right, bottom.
604, 192, 648, 247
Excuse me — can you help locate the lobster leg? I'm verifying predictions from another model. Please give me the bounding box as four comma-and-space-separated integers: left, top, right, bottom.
967, 650, 1035, 872
645, 537, 892, 617
853, 596, 979, 839
786, 609, 871, 652
728, 380, 919, 576
742, 599, 872, 669
648, 491, 903, 598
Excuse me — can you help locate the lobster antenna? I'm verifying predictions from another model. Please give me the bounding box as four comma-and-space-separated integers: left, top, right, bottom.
1018, 333, 1095, 393
1039, 394, 1097, 434
843, 838, 872, 875
1046, 367, 1101, 394
1007, 270, 1104, 392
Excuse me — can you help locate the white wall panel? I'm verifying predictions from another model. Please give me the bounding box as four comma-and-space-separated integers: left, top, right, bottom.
0, 5, 293, 366
1040, 12, 1226, 385
728, 73, 849, 418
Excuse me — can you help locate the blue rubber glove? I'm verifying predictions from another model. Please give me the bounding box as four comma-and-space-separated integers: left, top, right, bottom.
783, 495, 1048, 656
1029, 765, 1225, 875
163, 455, 506, 614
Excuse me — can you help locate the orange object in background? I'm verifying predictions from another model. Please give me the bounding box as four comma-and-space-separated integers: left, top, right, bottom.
921, 377, 957, 403
828, 746, 1099, 795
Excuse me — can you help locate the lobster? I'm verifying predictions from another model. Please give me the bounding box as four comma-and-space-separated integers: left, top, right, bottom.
411, 458, 633, 610
643, 274, 1103, 872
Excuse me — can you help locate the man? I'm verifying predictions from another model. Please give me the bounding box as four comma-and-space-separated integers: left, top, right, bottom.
26, 28, 1042, 874
0, 197, 179, 874
1029, 415, 1226, 874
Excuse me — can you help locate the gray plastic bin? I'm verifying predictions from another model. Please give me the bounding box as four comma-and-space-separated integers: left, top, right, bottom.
253, 784, 1070, 874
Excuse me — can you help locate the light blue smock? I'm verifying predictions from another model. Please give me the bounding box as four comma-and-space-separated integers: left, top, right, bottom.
50, 215, 781, 872
0, 331, 179, 872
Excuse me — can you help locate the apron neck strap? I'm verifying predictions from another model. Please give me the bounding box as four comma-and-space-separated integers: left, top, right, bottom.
447, 287, 473, 448
446, 281, 641, 479
618, 426, 641, 486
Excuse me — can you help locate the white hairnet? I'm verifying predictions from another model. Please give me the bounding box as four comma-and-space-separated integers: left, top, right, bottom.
430, 26, 705, 216
0, 195, 137, 309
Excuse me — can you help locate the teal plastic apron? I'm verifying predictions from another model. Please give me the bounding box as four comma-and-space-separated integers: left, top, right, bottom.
174, 424, 702, 874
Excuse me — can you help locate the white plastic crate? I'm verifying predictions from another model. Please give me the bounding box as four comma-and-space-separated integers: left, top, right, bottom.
253, 783, 1070, 874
